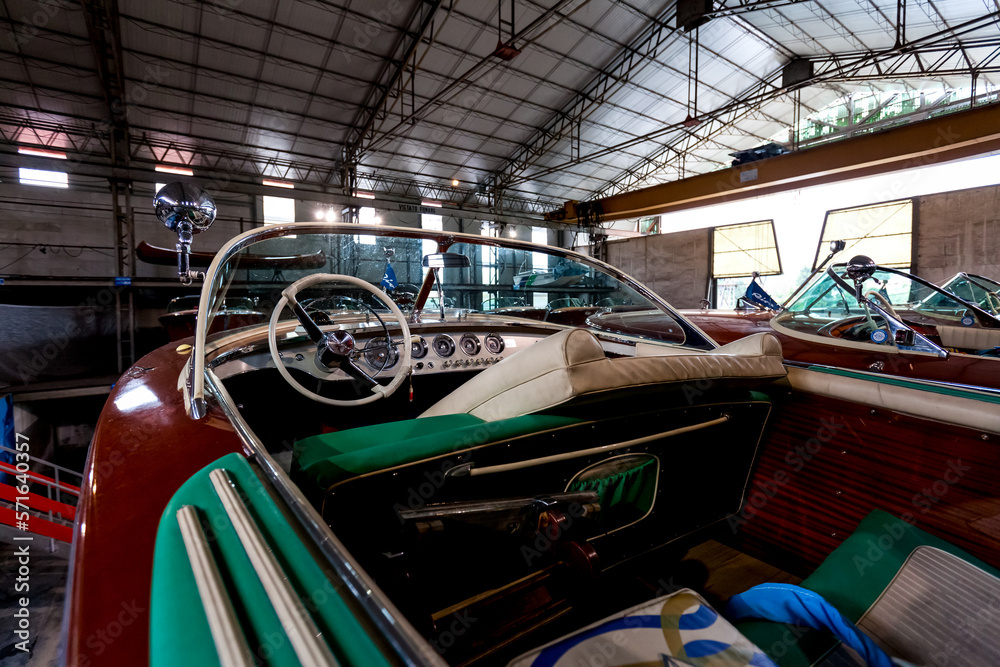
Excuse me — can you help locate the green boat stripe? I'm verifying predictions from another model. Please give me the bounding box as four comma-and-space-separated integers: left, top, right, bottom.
808, 365, 1000, 405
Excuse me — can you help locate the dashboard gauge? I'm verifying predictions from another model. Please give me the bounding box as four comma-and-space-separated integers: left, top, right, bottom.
363, 337, 398, 369
484, 333, 505, 355
459, 333, 481, 356
432, 334, 456, 358
411, 336, 428, 359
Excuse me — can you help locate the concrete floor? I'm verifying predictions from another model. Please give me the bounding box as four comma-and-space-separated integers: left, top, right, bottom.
0, 540, 67, 666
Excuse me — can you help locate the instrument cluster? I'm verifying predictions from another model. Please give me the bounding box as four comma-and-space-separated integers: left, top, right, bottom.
361, 331, 513, 375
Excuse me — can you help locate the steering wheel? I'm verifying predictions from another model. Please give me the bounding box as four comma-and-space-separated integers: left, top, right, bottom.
864, 290, 901, 321
268, 274, 412, 406
986, 292, 1000, 315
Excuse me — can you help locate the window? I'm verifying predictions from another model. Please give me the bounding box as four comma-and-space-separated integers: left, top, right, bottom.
712, 220, 781, 279
815, 199, 912, 269
355, 207, 378, 245
531, 227, 549, 308
19, 168, 67, 188
263, 196, 295, 224
421, 213, 442, 258
712, 220, 782, 309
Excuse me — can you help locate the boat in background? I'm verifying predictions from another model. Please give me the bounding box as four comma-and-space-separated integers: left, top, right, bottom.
158, 295, 265, 341
937, 272, 1000, 315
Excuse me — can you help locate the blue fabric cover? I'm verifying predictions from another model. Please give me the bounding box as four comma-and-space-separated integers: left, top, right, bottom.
727, 584, 892, 667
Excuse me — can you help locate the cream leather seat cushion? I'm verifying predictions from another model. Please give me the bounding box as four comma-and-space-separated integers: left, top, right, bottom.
420, 329, 786, 422
936, 324, 1000, 351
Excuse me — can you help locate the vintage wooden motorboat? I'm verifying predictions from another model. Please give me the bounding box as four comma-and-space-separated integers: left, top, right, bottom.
136, 240, 328, 270
686, 258, 1000, 391
64, 186, 1000, 667
158, 295, 266, 342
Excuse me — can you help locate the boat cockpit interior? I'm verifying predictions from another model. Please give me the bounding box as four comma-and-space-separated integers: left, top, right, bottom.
147, 227, 1000, 667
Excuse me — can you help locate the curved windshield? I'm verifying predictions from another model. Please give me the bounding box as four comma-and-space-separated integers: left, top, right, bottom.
937, 273, 1000, 316
775, 263, 999, 349
199, 226, 711, 350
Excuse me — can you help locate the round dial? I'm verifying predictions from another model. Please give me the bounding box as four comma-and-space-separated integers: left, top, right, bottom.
484, 333, 505, 355
411, 336, 428, 359
432, 334, 456, 357
363, 337, 398, 369
459, 333, 481, 356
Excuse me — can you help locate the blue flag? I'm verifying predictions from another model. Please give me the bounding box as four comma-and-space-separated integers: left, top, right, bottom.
745, 277, 781, 311
381, 262, 398, 290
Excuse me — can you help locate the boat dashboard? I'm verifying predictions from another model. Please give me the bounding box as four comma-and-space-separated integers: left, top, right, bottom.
207, 317, 643, 384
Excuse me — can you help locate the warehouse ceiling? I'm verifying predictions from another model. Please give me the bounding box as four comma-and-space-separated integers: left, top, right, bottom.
1, 0, 998, 216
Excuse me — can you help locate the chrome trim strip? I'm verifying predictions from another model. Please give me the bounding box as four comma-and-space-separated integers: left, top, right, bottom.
205, 369, 447, 666
176, 505, 255, 667
467, 415, 730, 476
209, 469, 339, 667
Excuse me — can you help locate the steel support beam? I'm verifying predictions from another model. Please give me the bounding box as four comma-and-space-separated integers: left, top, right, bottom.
547, 102, 1000, 224
482, 0, 814, 193
345, 0, 445, 163
548, 15, 1000, 201
0, 113, 560, 216
359, 0, 581, 157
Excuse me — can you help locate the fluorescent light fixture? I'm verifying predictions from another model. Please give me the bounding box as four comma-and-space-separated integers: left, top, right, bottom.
262, 179, 294, 189
155, 165, 194, 176
355, 192, 376, 199
18, 147, 67, 159
19, 168, 68, 188
421, 200, 442, 208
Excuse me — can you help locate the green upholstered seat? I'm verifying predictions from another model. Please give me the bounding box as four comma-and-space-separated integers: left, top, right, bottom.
738, 510, 1000, 667
293, 413, 582, 491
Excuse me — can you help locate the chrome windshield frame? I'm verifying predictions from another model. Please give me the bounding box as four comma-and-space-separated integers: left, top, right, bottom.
187, 222, 715, 418
824, 265, 949, 358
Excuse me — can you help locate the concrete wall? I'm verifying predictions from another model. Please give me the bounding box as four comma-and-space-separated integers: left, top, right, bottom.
914, 184, 1000, 284
605, 228, 711, 308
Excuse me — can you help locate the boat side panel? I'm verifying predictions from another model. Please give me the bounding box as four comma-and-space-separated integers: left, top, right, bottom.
64, 342, 246, 667
735, 389, 1000, 572
680, 310, 773, 345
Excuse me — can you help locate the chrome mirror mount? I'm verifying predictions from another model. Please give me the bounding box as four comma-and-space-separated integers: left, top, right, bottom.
154, 182, 217, 284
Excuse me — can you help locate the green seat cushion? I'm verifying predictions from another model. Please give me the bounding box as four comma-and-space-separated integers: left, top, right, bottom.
800, 509, 1000, 622
151, 453, 391, 667
738, 510, 1000, 667
294, 413, 582, 489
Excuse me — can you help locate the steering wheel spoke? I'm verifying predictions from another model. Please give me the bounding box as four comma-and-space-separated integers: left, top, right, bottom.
340, 358, 379, 388
269, 273, 412, 406
283, 291, 325, 343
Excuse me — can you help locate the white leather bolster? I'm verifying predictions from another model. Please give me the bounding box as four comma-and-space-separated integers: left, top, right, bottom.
936, 325, 1000, 351
421, 329, 786, 422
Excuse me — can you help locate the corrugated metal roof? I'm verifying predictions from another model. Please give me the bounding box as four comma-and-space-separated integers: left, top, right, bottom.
1, 0, 996, 208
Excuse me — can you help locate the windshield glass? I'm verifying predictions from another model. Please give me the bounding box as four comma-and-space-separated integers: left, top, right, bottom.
938, 274, 1000, 316
775, 264, 998, 347
201, 226, 710, 350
